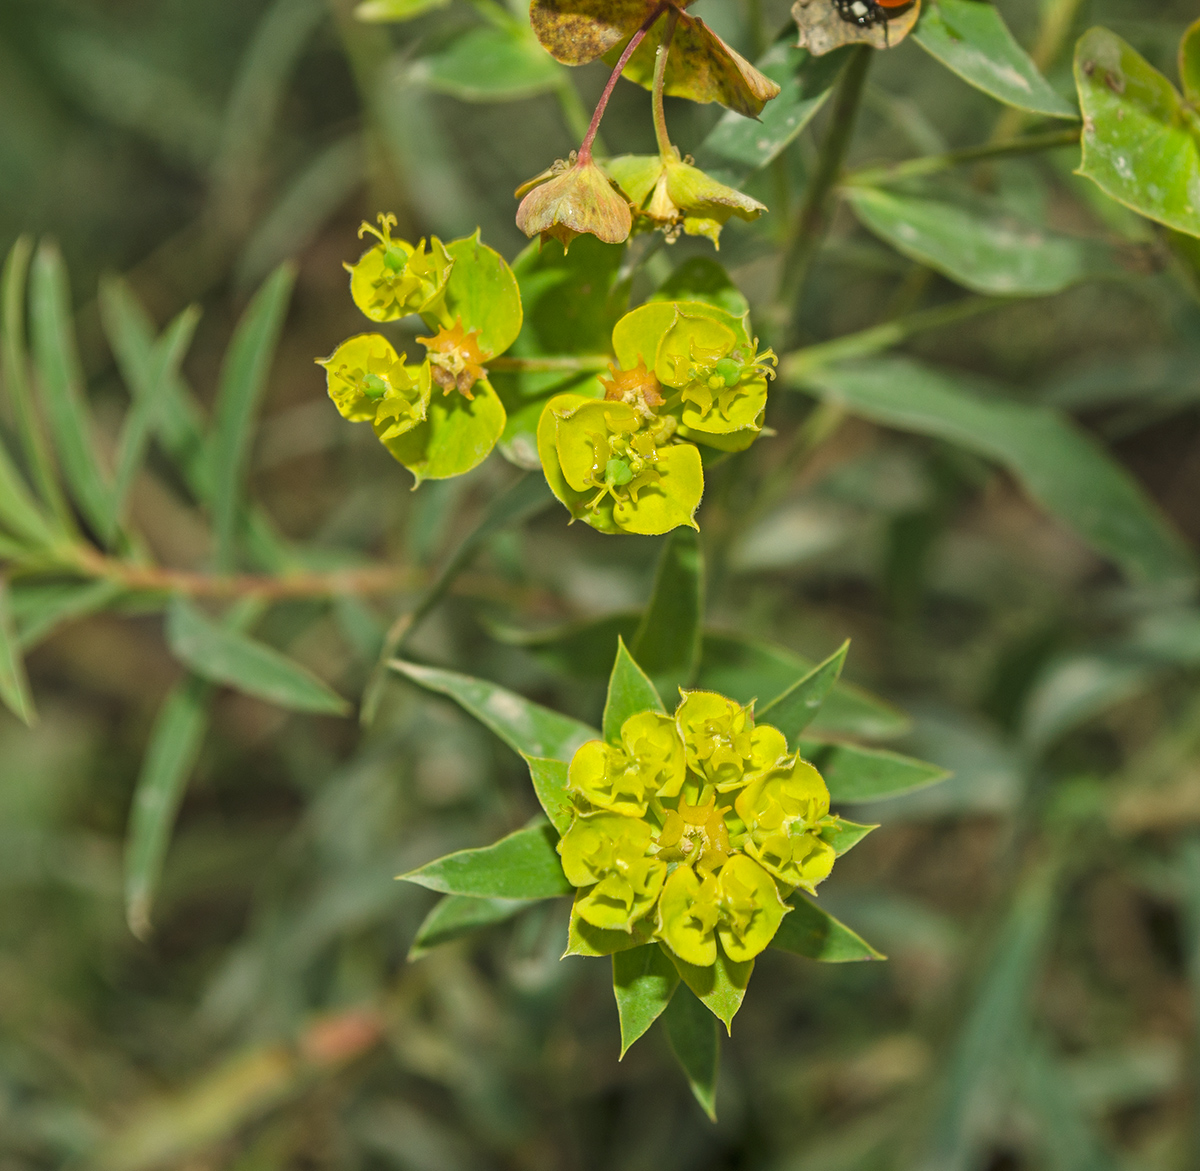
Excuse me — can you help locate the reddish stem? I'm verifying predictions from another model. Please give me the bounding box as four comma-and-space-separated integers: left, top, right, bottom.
578, 2, 670, 163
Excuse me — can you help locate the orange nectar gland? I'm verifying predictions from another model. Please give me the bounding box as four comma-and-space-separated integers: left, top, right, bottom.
600, 359, 664, 418
417, 320, 489, 399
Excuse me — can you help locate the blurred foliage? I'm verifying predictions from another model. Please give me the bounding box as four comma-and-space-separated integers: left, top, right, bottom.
5, 0, 1200, 1169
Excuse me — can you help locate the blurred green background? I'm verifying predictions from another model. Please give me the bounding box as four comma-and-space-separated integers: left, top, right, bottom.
5, 0, 1200, 1168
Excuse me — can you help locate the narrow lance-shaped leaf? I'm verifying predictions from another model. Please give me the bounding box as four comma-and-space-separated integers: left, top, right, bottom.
603, 636, 664, 744
770, 895, 885, 962
408, 894, 534, 960
613, 944, 679, 1058
522, 755, 574, 836
0, 579, 36, 726
758, 640, 847, 746
793, 359, 1197, 587
207, 263, 296, 569
29, 241, 114, 540
800, 738, 949, 803
912, 0, 1076, 119
13, 579, 124, 650
661, 984, 720, 1121
166, 598, 350, 716
398, 821, 572, 899
632, 527, 703, 700
124, 675, 214, 939
390, 659, 598, 761
666, 944, 753, 1033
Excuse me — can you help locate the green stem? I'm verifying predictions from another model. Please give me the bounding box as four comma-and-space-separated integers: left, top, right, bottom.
844, 128, 1081, 189
778, 45, 872, 324
652, 6, 680, 160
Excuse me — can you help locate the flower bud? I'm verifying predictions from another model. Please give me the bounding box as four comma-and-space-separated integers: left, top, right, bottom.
515, 153, 633, 250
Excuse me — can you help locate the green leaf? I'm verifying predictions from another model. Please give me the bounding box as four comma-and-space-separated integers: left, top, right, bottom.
110, 306, 200, 530
1181, 18, 1200, 106
12, 579, 124, 649
603, 637, 664, 744
439, 234, 522, 360
800, 739, 950, 803
665, 944, 752, 1032
697, 632, 910, 741
565, 904, 655, 956
390, 660, 598, 761
355, 0, 449, 20
796, 359, 1197, 587
522, 755, 574, 836
698, 43, 848, 175
398, 821, 572, 899
380, 377, 507, 484
648, 256, 748, 318
661, 983, 720, 1121
124, 675, 214, 939
758, 640, 847, 746
2, 237, 67, 526
613, 944, 679, 1058
770, 895, 885, 962
207, 263, 296, 569
0, 580, 35, 726
821, 818, 876, 857
1074, 27, 1200, 240
166, 598, 350, 716
844, 187, 1112, 297
913, 0, 1076, 119
631, 527, 703, 700
29, 242, 114, 540
414, 24, 561, 102
408, 894, 533, 959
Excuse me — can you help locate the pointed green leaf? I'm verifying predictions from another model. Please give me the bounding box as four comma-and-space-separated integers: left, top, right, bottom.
631, 527, 703, 700
207, 263, 295, 569
29, 242, 114, 539
665, 944, 752, 1033
0, 580, 35, 726
913, 0, 1076, 118
414, 24, 562, 102
661, 983, 720, 1121
770, 895, 885, 962
390, 659, 598, 760
801, 739, 950, 803
399, 821, 572, 899
124, 675, 214, 939
565, 899, 655, 956
166, 598, 350, 716
408, 894, 533, 959
758, 640, 847, 745
795, 359, 1197, 587
845, 187, 1114, 297
821, 818, 877, 857
1074, 27, 1200, 240
522, 754, 574, 836
603, 636, 664, 744
12, 579, 124, 649
613, 944, 679, 1058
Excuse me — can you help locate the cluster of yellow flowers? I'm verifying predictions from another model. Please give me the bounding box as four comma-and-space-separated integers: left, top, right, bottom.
559, 691, 839, 967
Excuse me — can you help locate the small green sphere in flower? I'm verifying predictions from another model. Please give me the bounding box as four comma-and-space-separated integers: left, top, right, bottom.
316, 333, 430, 441
345, 214, 454, 322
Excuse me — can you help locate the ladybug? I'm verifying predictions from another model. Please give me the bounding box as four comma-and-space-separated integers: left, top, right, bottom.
833, 0, 914, 27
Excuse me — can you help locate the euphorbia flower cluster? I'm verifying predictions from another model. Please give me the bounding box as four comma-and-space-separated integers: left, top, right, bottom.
559, 690, 841, 968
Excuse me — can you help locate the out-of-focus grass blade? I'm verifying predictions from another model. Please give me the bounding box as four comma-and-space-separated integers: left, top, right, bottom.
110, 305, 200, 531
0, 579, 36, 726
29, 241, 115, 540
206, 263, 294, 569
631, 527, 703, 700
12, 578, 124, 649
661, 986, 720, 1121
2, 236, 68, 526
408, 894, 533, 960
920, 859, 1060, 1169
1021, 1039, 1119, 1171
166, 597, 350, 716
124, 675, 214, 939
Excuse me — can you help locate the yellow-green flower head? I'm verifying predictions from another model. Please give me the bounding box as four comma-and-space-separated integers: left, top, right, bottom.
655, 854, 788, 967
539, 394, 704, 536
568, 711, 686, 817
656, 312, 776, 437
316, 333, 431, 442
346, 214, 454, 323
559, 813, 667, 932
735, 758, 837, 893
675, 690, 777, 791
656, 793, 732, 875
